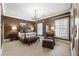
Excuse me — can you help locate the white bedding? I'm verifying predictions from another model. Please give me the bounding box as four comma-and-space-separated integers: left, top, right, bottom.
18, 32, 36, 39
26, 32, 36, 38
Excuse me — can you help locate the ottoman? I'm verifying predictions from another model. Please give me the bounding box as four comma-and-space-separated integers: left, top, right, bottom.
42, 39, 54, 49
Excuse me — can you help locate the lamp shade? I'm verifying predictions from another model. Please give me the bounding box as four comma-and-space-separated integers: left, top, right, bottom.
12, 26, 17, 30
51, 26, 54, 31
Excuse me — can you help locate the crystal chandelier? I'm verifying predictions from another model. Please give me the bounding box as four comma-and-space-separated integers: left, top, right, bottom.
32, 10, 39, 21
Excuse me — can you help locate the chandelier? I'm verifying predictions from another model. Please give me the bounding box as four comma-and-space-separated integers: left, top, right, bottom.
32, 10, 39, 21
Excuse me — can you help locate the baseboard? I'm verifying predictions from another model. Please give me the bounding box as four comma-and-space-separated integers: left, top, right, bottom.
37, 35, 44, 36
54, 36, 69, 41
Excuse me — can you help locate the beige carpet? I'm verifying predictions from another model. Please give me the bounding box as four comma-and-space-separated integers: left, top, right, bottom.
2, 36, 71, 56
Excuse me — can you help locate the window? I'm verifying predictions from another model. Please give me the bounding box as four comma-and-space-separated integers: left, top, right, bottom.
37, 23, 43, 35
55, 17, 69, 40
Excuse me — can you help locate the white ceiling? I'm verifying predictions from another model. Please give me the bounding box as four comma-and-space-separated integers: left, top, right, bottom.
3, 3, 71, 21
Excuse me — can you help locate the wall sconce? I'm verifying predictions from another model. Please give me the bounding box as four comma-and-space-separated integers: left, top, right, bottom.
12, 26, 17, 30
31, 27, 34, 31
51, 26, 54, 32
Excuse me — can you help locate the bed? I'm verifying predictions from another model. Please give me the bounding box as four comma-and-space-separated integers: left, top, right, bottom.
18, 32, 39, 44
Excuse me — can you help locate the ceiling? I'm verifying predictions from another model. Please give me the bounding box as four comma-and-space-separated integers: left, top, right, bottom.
2, 3, 71, 21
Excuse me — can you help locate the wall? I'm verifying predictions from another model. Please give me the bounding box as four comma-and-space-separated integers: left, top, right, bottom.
70, 4, 79, 56
0, 4, 1, 55
3, 16, 36, 38
0, 3, 4, 56
44, 18, 55, 32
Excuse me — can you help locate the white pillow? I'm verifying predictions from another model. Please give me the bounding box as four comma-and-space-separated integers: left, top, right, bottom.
18, 32, 25, 39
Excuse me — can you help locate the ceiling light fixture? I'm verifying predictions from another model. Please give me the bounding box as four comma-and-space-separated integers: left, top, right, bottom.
32, 9, 39, 21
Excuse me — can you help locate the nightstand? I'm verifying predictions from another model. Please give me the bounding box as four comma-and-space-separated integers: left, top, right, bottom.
9, 33, 18, 41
